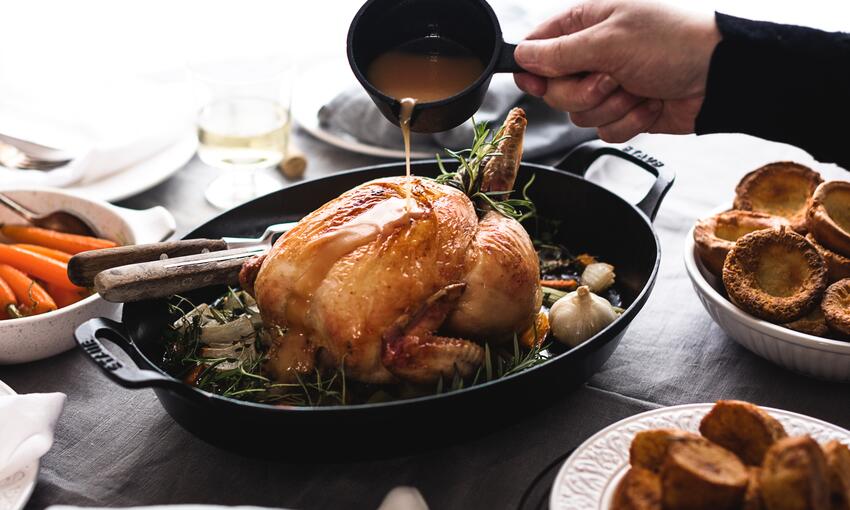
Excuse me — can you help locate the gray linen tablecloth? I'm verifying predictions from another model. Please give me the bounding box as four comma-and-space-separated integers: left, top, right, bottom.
1, 128, 848, 510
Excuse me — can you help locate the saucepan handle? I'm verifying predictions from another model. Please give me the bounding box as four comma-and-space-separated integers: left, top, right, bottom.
554, 140, 675, 221
494, 42, 523, 73
75, 318, 188, 393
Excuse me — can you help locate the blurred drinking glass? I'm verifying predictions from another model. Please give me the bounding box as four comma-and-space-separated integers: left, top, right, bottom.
190, 56, 292, 209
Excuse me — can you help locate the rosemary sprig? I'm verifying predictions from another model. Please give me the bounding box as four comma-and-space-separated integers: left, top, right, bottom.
434, 118, 535, 222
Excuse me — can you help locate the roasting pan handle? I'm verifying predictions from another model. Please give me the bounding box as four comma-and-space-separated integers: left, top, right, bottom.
554, 140, 675, 221
75, 318, 189, 393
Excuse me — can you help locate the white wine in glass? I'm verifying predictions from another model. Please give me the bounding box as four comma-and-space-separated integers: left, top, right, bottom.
190, 56, 292, 209
197, 97, 289, 170
197, 96, 289, 208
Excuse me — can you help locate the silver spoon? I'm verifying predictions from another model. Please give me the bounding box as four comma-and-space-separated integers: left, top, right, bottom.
0, 193, 98, 236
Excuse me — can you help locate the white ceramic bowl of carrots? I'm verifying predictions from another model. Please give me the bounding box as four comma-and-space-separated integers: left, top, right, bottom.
0, 188, 175, 364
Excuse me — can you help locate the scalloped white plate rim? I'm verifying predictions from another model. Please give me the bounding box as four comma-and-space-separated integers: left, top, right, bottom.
550, 403, 850, 510
0, 380, 37, 510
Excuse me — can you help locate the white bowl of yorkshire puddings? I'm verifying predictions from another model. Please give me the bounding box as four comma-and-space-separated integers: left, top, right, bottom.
684, 162, 850, 382
0, 188, 175, 364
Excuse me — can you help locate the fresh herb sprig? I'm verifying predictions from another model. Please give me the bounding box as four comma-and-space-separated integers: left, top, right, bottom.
434, 119, 536, 222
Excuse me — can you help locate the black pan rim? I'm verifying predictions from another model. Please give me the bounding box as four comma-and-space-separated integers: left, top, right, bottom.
120, 160, 662, 414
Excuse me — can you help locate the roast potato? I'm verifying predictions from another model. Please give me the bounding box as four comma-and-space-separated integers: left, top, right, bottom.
611, 467, 662, 510
660, 439, 749, 510
823, 440, 850, 510
699, 400, 788, 465
629, 428, 703, 472
744, 467, 766, 510
760, 436, 831, 510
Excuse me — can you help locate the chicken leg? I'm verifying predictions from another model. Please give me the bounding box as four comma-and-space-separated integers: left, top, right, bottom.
382, 283, 485, 384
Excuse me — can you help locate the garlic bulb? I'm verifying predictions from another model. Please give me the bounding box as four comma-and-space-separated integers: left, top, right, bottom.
581, 262, 616, 293
549, 286, 617, 347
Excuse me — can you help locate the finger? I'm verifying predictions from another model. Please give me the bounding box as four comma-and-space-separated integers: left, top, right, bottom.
525, 2, 616, 40
570, 89, 644, 127
515, 28, 606, 77
514, 73, 547, 97
597, 100, 663, 143
540, 73, 618, 112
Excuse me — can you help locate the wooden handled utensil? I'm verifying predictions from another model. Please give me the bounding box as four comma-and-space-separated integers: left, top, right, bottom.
69, 221, 298, 295
68, 238, 229, 287
94, 246, 264, 302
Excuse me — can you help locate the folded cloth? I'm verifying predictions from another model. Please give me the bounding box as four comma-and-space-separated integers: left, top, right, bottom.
378, 487, 429, 510
0, 392, 65, 479
0, 78, 194, 188
318, 74, 597, 161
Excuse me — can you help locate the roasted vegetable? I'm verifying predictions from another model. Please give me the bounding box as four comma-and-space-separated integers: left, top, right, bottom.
760, 436, 831, 510
660, 439, 749, 510
0, 264, 57, 316
629, 428, 703, 473
823, 440, 850, 510
612, 467, 662, 510
549, 286, 617, 347
0, 244, 80, 291
1, 224, 117, 254
743, 467, 766, 510
581, 262, 615, 293
699, 399, 788, 465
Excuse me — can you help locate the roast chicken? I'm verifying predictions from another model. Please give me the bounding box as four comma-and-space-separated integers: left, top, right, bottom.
240, 108, 542, 384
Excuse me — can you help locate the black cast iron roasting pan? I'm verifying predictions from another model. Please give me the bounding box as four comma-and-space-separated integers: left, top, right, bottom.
75, 140, 673, 459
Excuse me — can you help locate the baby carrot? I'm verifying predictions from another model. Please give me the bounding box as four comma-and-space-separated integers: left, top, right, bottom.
0, 264, 57, 316
0, 244, 80, 290
45, 282, 89, 308
0, 275, 21, 319
541, 279, 579, 291
13, 244, 72, 263
1, 225, 117, 254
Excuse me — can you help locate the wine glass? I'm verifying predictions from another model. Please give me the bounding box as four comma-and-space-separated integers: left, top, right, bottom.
189, 56, 293, 209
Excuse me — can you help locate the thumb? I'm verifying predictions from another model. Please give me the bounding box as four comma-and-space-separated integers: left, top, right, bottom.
515, 29, 605, 77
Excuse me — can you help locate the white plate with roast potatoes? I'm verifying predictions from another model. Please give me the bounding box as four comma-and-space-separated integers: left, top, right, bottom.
550, 401, 850, 510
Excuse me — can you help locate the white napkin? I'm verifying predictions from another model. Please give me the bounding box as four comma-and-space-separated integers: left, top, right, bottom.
0, 78, 194, 188
377, 487, 429, 510
0, 392, 65, 479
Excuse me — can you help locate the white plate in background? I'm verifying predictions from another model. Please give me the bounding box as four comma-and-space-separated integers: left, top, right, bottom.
549, 403, 850, 510
64, 131, 197, 203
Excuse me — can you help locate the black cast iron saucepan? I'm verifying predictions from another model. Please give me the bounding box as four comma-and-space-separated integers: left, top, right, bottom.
347, 0, 523, 133
75, 140, 673, 459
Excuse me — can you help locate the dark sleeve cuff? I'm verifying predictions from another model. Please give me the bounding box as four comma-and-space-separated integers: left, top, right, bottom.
695, 13, 850, 167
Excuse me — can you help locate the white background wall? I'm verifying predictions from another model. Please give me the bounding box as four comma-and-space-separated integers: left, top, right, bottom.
2, 0, 849, 97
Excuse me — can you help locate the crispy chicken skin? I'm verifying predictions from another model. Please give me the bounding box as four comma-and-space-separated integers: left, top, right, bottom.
245, 108, 540, 385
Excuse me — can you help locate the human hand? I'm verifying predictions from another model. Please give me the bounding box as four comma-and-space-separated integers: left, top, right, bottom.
514, 0, 721, 142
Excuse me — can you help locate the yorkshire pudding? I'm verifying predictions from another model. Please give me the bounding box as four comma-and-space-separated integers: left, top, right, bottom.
734, 162, 823, 233
722, 227, 828, 323
806, 234, 850, 283
807, 180, 850, 257
822, 278, 850, 338
694, 211, 789, 276
783, 307, 830, 337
